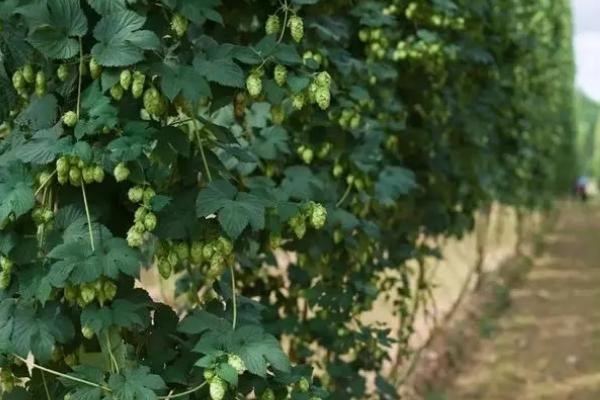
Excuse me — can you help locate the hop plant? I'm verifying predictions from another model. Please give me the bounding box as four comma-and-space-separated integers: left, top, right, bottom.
144, 212, 157, 231
227, 354, 246, 374
292, 92, 305, 110
246, 73, 263, 97
81, 325, 94, 339
171, 13, 189, 37
308, 202, 327, 229
298, 377, 310, 392
261, 389, 275, 400
274, 64, 287, 87
315, 87, 331, 110
93, 166, 105, 183
110, 84, 124, 101
22, 64, 34, 83
120, 69, 132, 90
57, 64, 69, 81
157, 257, 173, 279
12, 70, 25, 90
143, 87, 167, 117
62, 111, 78, 127
288, 15, 304, 43
315, 71, 332, 88
89, 57, 102, 80
209, 377, 227, 400
265, 14, 281, 35
128, 186, 144, 203
113, 162, 130, 182
34, 70, 46, 96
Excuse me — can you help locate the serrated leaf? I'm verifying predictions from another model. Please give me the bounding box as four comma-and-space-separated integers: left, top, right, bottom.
252, 126, 290, 160
108, 366, 166, 400
25, 0, 88, 59
14, 125, 71, 165
216, 363, 238, 386
0, 162, 35, 221
15, 94, 58, 131
229, 325, 290, 377
155, 62, 211, 102
375, 166, 417, 206
194, 57, 244, 88
92, 10, 160, 67
87, 0, 127, 15
75, 80, 118, 138
81, 299, 149, 333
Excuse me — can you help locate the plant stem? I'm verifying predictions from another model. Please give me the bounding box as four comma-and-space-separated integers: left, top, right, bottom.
278, 0, 289, 43
195, 128, 212, 182
81, 181, 95, 252
41, 371, 51, 400
77, 37, 84, 118
106, 331, 120, 374
13, 354, 111, 392
335, 184, 352, 208
231, 265, 237, 330
157, 381, 207, 399
34, 170, 57, 197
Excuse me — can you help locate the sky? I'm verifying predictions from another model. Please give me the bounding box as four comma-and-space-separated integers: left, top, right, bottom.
573, 0, 600, 101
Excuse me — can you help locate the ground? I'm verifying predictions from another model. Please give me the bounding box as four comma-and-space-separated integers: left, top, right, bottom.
439, 202, 600, 400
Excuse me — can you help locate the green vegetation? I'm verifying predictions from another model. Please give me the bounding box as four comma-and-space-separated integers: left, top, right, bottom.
0, 0, 576, 399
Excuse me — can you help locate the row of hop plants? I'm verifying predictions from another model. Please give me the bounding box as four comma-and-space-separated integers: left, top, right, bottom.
0, 0, 575, 399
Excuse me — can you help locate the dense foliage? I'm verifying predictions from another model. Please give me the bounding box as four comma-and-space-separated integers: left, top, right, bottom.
0, 0, 575, 399
575, 91, 600, 178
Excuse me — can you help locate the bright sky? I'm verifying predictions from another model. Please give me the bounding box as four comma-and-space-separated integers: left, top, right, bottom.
574, 0, 600, 101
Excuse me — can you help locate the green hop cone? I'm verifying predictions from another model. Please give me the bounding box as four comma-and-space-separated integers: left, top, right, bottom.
203, 369, 215, 382
292, 92, 306, 110
315, 71, 332, 88
126, 228, 144, 248
190, 241, 204, 264
246, 73, 263, 97
143, 212, 157, 232
134, 207, 147, 222
22, 64, 34, 83
113, 162, 130, 182
132, 221, 146, 233
209, 377, 227, 400
289, 214, 307, 239
288, 15, 304, 43
261, 389, 275, 400
271, 105, 285, 124
0, 270, 11, 290
171, 13, 189, 37
81, 325, 94, 339
57, 64, 69, 82
128, 186, 144, 203
110, 84, 124, 101
62, 111, 78, 127
120, 69, 132, 90
132, 71, 146, 98
38, 171, 52, 187
41, 209, 54, 223
265, 14, 281, 35
227, 354, 246, 374
274, 64, 287, 87
175, 242, 190, 262
35, 70, 46, 86
57, 172, 68, 185
93, 166, 105, 183
82, 166, 95, 184
143, 187, 156, 204
315, 87, 331, 110
309, 202, 327, 229
56, 157, 69, 174
12, 70, 25, 90
157, 257, 172, 279
143, 87, 167, 117
80, 285, 96, 305
103, 280, 117, 301
217, 237, 233, 255
89, 57, 102, 80
298, 377, 310, 393
69, 166, 82, 186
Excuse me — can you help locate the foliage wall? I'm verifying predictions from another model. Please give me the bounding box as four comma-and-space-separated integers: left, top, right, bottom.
0, 0, 575, 399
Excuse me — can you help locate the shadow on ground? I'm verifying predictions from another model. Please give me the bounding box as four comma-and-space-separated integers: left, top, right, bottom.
438, 202, 600, 400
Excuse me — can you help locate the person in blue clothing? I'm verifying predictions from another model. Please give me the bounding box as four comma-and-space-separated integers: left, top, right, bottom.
575, 175, 589, 202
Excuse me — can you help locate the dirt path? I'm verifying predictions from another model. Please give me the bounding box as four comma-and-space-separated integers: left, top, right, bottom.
442, 202, 600, 400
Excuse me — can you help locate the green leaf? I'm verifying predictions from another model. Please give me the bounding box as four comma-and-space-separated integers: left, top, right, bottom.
280, 166, 323, 201
252, 126, 290, 160
75, 80, 118, 138
196, 180, 267, 239
0, 162, 35, 221
14, 125, 71, 165
25, 0, 88, 59
155, 62, 211, 102
81, 299, 149, 334
92, 10, 160, 67
166, 0, 223, 25
108, 366, 166, 400
87, 0, 127, 15
194, 57, 244, 88
60, 366, 106, 400
216, 362, 238, 386
15, 94, 58, 131
178, 310, 232, 335
374, 166, 417, 206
